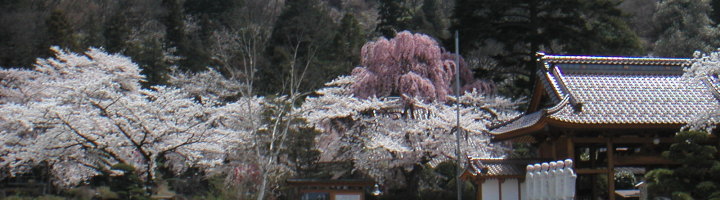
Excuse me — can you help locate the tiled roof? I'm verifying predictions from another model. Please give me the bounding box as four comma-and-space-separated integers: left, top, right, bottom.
549, 71, 719, 124
539, 54, 690, 66
490, 111, 545, 135
488, 96, 570, 135
490, 54, 720, 140
466, 157, 541, 178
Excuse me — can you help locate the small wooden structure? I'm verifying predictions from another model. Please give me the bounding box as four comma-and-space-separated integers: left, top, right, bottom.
462, 157, 542, 200
485, 53, 719, 199
286, 179, 374, 200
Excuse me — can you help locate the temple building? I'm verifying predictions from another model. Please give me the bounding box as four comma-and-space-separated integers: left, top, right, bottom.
464, 53, 719, 200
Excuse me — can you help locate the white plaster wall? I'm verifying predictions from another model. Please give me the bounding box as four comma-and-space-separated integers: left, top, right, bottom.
501, 179, 520, 200
482, 179, 500, 200
335, 194, 361, 200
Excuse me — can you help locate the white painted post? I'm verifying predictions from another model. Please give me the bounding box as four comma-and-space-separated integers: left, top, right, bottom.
549, 162, 557, 199
556, 160, 565, 199
563, 159, 576, 200
526, 165, 535, 200
533, 163, 542, 200
525, 160, 576, 200
541, 163, 550, 199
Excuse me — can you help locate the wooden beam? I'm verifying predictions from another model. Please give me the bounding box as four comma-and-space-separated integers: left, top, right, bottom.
607, 138, 615, 200
526, 78, 546, 113
472, 175, 526, 179
546, 119, 684, 130
572, 137, 674, 144
576, 168, 609, 174
615, 155, 677, 165
286, 179, 375, 187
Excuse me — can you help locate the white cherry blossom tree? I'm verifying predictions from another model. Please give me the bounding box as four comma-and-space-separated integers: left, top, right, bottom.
0, 47, 244, 188
167, 67, 247, 104
683, 49, 720, 131
167, 56, 316, 200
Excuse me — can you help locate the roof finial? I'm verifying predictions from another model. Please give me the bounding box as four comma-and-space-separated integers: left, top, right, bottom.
536, 52, 546, 61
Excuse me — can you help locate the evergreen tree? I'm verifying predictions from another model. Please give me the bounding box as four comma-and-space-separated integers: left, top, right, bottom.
645, 131, 720, 199
376, 0, 413, 38
162, 0, 188, 60
102, 1, 172, 87
0, 1, 57, 68
183, 0, 240, 69
411, 0, 450, 40
183, 0, 238, 20
106, 164, 147, 200
162, 0, 210, 72
46, 9, 77, 52
258, 0, 338, 95
652, 0, 719, 57
453, 0, 644, 99
283, 127, 321, 177
331, 13, 364, 73
569, 0, 644, 56
103, 7, 131, 54
712, 0, 720, 24
126, 38, 169, 87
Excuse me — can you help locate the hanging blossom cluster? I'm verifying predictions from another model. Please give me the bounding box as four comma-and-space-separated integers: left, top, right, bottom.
684, 49, 720, 132
0, 47, 258, 187
302, 76, 520, 186
351, 31, 493, 103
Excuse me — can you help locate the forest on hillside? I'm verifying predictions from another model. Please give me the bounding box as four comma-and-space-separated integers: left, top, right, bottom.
2, 0, 720, 199
2, 0, 719, 98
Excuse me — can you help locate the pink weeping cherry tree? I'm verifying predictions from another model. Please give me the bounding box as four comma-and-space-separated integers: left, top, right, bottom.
302, 31, 520, 199
351, 31, 493, 103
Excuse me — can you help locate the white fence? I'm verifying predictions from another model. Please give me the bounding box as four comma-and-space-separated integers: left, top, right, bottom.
525, 159, 576, 200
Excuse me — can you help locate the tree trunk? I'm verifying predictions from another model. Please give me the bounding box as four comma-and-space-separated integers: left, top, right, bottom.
256, 170, 269, 200
402, 164, 424, 200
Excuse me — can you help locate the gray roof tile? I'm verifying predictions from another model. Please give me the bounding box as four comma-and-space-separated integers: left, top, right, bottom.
490, 54, 719, 138
548, 72, 718, 124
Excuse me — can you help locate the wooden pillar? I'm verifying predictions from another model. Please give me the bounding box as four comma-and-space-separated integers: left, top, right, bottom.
607, 138, 615, 200
552, 140, 558, 160
476, 179, 484, 200
567, 136, 575, 161
518, 179, 522, 200
567, 135, 576, 199
499, 178, 504, 200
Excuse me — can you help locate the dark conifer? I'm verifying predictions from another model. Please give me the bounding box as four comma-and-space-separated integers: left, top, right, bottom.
46, 9, 77, 52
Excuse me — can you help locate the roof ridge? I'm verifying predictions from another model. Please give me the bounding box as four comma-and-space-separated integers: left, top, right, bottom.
542, 71, 564, 102
550, 65, 583, 112
540, 54, 691, 66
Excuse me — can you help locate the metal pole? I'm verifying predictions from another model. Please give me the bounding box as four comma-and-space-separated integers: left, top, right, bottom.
454, 30, 463, 200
